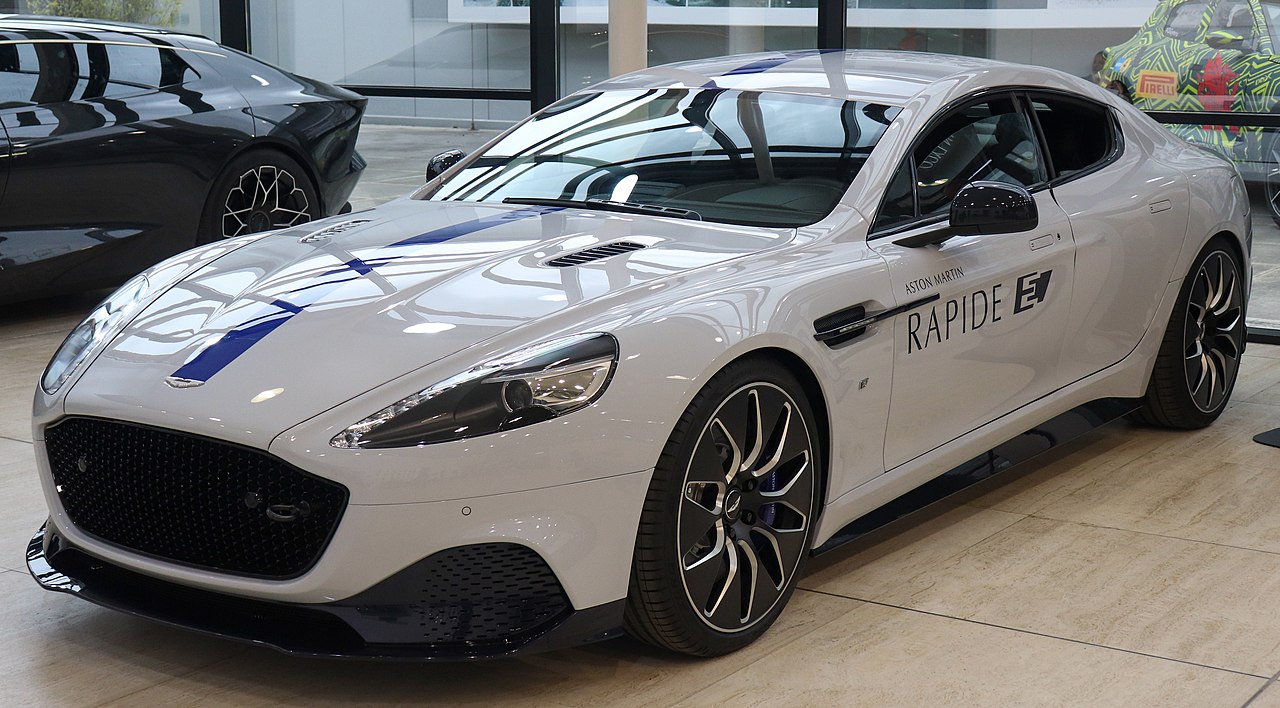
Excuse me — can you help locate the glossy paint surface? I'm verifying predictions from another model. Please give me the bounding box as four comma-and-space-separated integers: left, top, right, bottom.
28, 51, 1250, 639
0, 17, 366, 303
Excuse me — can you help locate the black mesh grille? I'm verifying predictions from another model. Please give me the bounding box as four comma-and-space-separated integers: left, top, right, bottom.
45, 417, 347, 579
406, 543, 570, 644
545, 241, 647, 267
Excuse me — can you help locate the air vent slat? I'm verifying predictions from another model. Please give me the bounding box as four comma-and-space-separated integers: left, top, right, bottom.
545, 241, 648, 268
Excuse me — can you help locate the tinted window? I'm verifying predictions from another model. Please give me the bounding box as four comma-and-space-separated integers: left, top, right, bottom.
874, 96, 1043, 231
1030, 96, 1114, 179
1165, 1, 1210, 39
430, 88, 901, 228
0, 42, 39, 107
0, 41, 196, 107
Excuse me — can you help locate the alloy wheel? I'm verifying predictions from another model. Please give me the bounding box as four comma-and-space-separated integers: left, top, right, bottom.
221, 165, 313, 238
1267, 144, 1280, 224
1183, 250, 1244, 413
677, 383, 815, 632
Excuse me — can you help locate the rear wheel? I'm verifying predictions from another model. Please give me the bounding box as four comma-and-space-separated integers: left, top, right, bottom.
625, 359, 819, 656
198, 150, 318, 243
1131, 237, 1245, 428
1264, 131, 1280, 228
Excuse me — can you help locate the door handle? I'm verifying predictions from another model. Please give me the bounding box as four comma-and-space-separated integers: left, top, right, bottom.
1029, 233, 1058, 251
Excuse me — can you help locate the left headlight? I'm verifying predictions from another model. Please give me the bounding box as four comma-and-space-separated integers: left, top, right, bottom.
331, 332, 619, 449
41, 274, 152, 395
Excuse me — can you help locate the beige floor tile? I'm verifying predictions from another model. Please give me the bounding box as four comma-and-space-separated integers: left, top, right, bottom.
1234, 355, 1280, 402
676, 602, 1263, 708
1245, 681, 1280, 708
95, 590, 861, 708
0, 438, 45, 573
801, 503, 1024, 602
0, 570, 243, 708
1247, 343, 1280, 359
1035, 447, 1280, 553
953, 424, 1154, 515
891, 517, 1280, 676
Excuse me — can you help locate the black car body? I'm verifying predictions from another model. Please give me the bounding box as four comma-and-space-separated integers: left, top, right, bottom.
0, 16, 367, 303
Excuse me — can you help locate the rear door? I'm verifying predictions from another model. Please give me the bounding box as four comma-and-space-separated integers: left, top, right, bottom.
1028, 92, 1191, 382
869, 93, 1077, 470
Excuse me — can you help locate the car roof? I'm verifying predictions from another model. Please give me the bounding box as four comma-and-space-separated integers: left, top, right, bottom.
0, 14, 200, 39
594, 49, 1017, 106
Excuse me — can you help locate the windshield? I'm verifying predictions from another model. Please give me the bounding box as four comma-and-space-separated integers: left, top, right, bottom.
426, 88, 900, 228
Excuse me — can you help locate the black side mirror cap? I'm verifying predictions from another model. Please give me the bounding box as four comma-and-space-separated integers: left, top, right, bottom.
1205, 30, 1246, 51
426, 149, 467, 182
893, 181, 1038, 248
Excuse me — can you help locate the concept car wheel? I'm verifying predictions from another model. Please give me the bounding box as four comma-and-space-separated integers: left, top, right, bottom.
625, 359, 819, 656
1265, 131, 1280, 228
1133, 237, 1245, 428
200, 151, 318, 243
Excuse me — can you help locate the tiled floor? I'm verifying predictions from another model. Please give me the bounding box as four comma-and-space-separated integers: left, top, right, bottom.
4, 126, 1280, 706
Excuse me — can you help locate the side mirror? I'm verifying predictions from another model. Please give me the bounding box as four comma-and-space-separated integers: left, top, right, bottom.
949, 181, 1038, 236
425, 149, 466, 182
893, 181, 1037, 248
1205, 30, 1246, 51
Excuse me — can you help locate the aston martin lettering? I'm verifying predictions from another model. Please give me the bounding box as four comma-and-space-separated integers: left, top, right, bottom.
907, 269, 1053, 354
905, 266, 964, 295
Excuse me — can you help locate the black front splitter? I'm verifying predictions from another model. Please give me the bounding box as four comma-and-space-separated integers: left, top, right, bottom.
27, 527, 625, 661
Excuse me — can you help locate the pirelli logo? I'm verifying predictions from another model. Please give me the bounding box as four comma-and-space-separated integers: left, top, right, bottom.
1136, 71, 1178, 99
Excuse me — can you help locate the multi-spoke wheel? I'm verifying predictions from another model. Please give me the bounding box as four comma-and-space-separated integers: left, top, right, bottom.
198, 151, 319, 244
1264, 132, 1280, 228
1132, 237, 1246, 429
626, 359, 820, 656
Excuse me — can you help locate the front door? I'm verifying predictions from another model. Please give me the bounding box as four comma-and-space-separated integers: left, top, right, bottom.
868, 94, 1076, 470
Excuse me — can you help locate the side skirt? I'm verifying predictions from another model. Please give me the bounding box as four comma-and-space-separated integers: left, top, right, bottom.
813, 397, 1138, 555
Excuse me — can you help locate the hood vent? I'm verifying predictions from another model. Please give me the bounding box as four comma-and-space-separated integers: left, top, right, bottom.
298, 219, 373, 244
545, 241, 648, 268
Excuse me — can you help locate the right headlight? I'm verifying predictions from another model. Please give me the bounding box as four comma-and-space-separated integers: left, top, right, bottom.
40, 273, 151, 395
331, 332, 618, 449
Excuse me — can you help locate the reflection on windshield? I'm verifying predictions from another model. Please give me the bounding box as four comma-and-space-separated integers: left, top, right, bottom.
426, 88, 900, 228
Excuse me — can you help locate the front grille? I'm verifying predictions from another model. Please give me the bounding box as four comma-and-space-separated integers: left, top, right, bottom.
45, 417, 347, 579
403, 543, 570, 645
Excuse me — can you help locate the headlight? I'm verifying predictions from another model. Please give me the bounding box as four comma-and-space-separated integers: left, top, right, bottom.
40, 274, 151, 395
331, 332, 618, 449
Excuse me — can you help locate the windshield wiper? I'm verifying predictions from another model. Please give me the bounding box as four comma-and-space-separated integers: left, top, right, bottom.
502, 197, 702, 221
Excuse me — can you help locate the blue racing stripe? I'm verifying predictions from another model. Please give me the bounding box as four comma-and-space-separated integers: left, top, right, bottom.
703, 49, 842, 88
169, 205, 562, 384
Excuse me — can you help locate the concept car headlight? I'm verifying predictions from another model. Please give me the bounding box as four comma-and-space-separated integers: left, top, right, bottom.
332, 332, 619, 449
40, 274, 152, 395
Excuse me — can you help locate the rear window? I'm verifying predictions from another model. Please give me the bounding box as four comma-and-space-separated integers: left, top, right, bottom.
428, 88, 901, 228
0, 40, 197, 107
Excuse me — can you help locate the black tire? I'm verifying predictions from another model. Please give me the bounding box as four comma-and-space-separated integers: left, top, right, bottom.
198, 149, 319, 244
1263, 130, 1280, 228
625, 358, 821, 656
1131, 236, 1246, 429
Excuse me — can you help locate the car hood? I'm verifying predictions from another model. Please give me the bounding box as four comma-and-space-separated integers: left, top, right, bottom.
65, 199, 793, 447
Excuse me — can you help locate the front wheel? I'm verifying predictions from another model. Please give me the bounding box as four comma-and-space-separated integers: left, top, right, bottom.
625, 359, 820, 656
1131, 237, 1246, 428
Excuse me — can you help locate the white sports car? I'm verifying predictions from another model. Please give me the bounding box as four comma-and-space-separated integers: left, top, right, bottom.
27, 50, 1250, 659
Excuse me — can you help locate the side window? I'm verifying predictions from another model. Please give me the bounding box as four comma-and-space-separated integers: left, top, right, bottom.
1207, 0, 1257, 41
0, 43, 40, 108
914, 97, 1044, 217
1029, 96, 1115, 180
1165, 1, 1211, 39
873, 95, 1044, 231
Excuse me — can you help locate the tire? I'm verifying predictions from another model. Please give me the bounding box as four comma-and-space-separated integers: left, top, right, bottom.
198, 150, 319, 243
1131, 236, 1246, 429
1263, 130, 1280, 228
625, 358, 820, 656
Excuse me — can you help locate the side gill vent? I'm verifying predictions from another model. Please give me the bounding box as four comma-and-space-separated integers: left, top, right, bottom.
298, 219, 373, 244
545, 241, 648, 268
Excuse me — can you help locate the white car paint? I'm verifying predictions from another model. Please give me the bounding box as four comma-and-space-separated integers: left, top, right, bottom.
31, 51, 1249, 624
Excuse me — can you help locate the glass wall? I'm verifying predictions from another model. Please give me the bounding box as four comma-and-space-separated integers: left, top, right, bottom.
8, 0, 221, 38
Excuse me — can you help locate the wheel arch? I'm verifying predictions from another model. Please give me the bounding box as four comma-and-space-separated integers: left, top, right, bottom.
722, 346, 832, 521
212, 138, 325, 213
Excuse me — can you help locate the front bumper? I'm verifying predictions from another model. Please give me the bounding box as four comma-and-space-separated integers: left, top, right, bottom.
28, 525, 625, 660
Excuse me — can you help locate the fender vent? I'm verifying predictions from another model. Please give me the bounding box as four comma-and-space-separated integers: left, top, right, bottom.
545, 241, 647, 267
